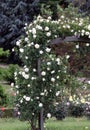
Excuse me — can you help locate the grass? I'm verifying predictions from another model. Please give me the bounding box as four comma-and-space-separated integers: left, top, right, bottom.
0, 118, 29, 130
46, 117, 90, 130
0, 117, 90, 130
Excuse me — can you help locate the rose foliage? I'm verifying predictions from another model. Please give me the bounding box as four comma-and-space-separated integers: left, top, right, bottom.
14, 6, 90, 130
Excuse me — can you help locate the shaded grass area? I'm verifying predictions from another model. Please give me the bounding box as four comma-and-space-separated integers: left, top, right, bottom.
46, 117, 90, 130
0, 117, 90, 130
0, 118, 29, 130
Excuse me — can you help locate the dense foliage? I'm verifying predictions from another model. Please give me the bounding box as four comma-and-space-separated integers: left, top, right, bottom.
13, 4, 90, 129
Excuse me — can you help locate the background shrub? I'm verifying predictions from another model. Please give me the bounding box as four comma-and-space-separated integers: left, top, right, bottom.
54, 102, 67, 120
69, 103, 84, 117
2, 64, 18, 84
0, 85, 8, 106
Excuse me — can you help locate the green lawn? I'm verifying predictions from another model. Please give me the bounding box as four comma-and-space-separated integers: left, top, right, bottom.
0, 117, 90, 130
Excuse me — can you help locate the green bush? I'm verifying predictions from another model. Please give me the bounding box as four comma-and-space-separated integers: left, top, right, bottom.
0, 85, 8, 106
0, 108, 14, 118
0, 48, 9, 62
69, 103, 84, 117
2, 64, 18, 83
54, 103, 67, 120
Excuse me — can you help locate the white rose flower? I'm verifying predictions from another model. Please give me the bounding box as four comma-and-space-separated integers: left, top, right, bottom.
47, 113, 51, 118
27, 84, 30, 87
88, 81, 90, 84
12, 48, 14, 52
33, 68, 36, 72
85, 32, 89, 35
35, 44, 40, 49
11, 83, 14, 87
47, 62, 51, 65
24, 74, 29, 79
66, 55, 70, 59
61, 15, 64, 19
51, 70, 55, 74
19, 48, 24, 53
56, 91, 60, 96
39, 50, 43, 54
25, 68, 29, 72
87, 25, 90, 30
46, 32, 51, 37
41, 71, 46, 76
15, 85, 19, 88
42, 78, 46, 81
33, 34, 36, 38
25, 97, 30, 101
16, 40, 21, 46
40, 93, 44, 96
25, 56, 28, 59
20, 99, 23, 103
76, 44, 79, 49
25, 37, 29, 42
51, 77, 55, 82
45, 26, 49, 31
39, 103, 43, 107
86, 43, 89, 46
31, 77, 36, 80
46, 48, 51, 52
23, 95, 26, 99
32, 28, 36, 34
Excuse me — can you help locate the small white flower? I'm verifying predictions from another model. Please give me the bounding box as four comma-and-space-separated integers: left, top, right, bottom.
36, 97, 39, 99
56, 91, 60, 96
46, 32, 51, 37
45, 26, 49, 31
87, 25, 90, 30
33, 68, 36, 72
39, 50, 43, 54
24, 74, 29, 79
47, 113, 51, 118
31, 77, 36, 80
41, 71, 46, 76
25, 37, 29, 42
88, 81, 90, 84
18, 112, 20, 115
32, 28, 36, 34
42, 78, 46, 81
27, 84, 30, 87
85, 31, 89, 36
16, 40, 21, 46
24, 68, 29, 72
76, 44, 79, 49
12, 48, 14, 52
46, 48, 51, 52
11, 83, 14, 87
39, 103, 43, 107
15, 85, 19, 88
61, 15, 64, 19
86, 43, 89, 46
25, 56, 28, 59
40, 93, 44, 96
47, 62, 51, 65
35, 44, 40, 49
66, 55, 70, 59
20, 99, 23, 103
19, 48, 24, 53
51, 77, 55, 82
23, 95, 26, 99
51, 70, 55, 74
47, 67, 50, 71
25, 97, 30, 101
31, 42, 34, 45
57, 76, 59, 79
33, 34, 36, 38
